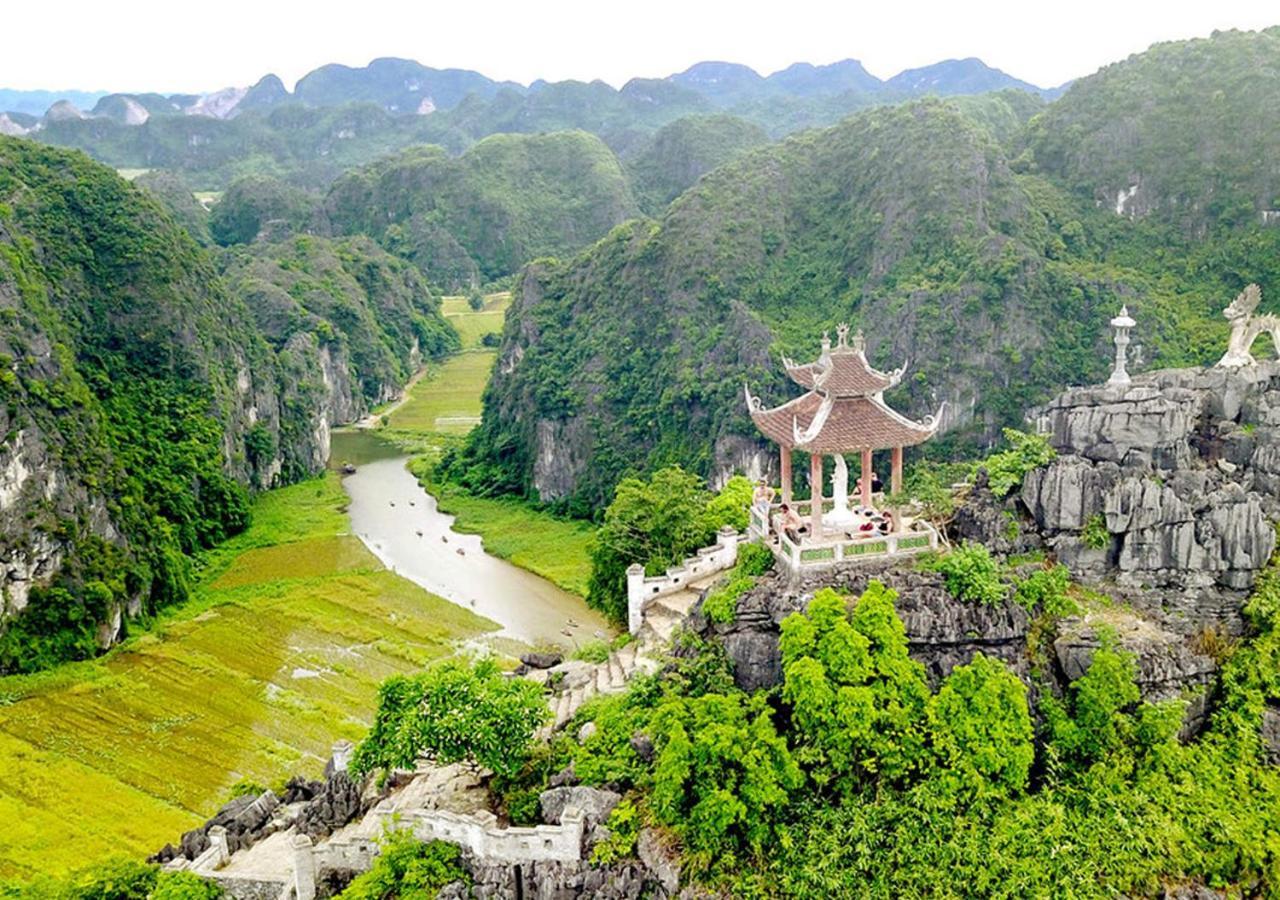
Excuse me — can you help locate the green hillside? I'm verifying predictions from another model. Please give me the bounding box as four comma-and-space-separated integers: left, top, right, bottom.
321, 131, 639, 288
0, 138, 456, 674
457, 29, 1280, 510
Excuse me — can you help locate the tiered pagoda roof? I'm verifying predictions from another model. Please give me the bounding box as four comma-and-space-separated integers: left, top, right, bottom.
745, 324, 940, 452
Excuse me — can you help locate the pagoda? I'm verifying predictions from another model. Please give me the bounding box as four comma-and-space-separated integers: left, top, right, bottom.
744, 324, 941, 540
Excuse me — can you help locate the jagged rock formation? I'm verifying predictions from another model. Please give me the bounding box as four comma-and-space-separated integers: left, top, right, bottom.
1022, 363, 1280, 634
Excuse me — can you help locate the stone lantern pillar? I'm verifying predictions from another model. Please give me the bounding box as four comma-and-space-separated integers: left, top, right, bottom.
1107, 305, 1136, 387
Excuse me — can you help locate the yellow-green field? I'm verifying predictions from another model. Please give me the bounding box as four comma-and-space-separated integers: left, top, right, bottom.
386, 351, 496, 435
440, 292, 510, 350
0, 475, 495, 882
431, 483, 596, 596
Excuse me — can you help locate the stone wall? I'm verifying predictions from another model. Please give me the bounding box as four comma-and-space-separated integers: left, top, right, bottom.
627, 527, 741, 634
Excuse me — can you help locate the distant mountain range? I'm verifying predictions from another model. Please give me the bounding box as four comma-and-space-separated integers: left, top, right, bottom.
0, 55, 1063, 127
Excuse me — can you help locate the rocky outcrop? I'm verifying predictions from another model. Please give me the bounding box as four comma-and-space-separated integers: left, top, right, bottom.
694, 559, 1032, 692
1022, 364, 1280, 634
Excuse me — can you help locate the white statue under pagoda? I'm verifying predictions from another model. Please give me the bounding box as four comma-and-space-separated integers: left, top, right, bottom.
1217, 284, 1280, 369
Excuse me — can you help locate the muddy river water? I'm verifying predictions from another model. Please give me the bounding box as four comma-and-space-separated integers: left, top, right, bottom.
330, 431, 612, 647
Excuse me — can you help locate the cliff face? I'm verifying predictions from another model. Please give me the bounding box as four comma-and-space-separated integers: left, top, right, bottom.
0, 138, 455, 670
1023, 363, 1280, 633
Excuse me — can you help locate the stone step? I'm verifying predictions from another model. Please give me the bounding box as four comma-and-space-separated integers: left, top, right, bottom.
607, 652, 626, 686
615, 641, 637, 672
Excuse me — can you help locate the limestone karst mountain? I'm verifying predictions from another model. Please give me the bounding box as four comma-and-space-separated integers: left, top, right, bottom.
0, 137, 456, 673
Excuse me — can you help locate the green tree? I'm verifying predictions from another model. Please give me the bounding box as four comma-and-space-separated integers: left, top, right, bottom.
649, 691, 803, 874
779, 583, 931, 794
980, 428, 1057, 498
351, 658, 549, 779
587, 466, 716, 623
927, 653, 1035, 802
336, 832, 465, 900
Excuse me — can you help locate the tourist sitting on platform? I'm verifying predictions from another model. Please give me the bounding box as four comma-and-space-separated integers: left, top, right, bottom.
856, 471, 884, 499
877, 510, 896, 534
774, 503, 805, 542
753, 479, 776, 509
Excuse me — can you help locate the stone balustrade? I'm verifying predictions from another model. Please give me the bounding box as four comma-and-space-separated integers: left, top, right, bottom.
626, 526, 743, 634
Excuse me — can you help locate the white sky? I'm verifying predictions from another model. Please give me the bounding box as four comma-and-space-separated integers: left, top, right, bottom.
4, 0, 1278, 94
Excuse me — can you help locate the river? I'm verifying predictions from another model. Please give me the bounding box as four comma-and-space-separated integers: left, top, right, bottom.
330, 430, 612, 647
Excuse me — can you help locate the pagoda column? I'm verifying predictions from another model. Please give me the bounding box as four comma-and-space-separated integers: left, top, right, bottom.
861, 447, 873, 508
780, 446, 792, 505
891, 446, 903, 495
809, 454, 823, 537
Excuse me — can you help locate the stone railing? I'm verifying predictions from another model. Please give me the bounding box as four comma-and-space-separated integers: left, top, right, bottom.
775, 521, 938, 572
626, 527, 742, 634
288, 805, 588, 900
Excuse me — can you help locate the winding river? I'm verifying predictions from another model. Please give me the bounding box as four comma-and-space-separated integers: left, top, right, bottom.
330, 431, 611, 647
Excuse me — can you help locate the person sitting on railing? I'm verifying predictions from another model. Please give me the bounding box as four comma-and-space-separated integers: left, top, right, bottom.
774, 503, 805, 542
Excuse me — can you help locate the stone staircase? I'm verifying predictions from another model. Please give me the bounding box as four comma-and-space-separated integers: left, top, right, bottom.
542, 572, 722, 732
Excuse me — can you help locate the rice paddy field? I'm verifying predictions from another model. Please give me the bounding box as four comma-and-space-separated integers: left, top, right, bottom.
0, 475, 495, 882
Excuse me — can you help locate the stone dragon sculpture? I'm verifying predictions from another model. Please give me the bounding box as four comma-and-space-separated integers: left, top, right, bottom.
1217, 284, 1280, 368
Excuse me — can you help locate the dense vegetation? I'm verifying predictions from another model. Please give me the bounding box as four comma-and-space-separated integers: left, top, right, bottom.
625, 114, 769, 215
320, 132, 638, 289
0, 138, 456, 673
585, 467, 751, 623
544, 545, 1280, 896
459, 27, 1280, 510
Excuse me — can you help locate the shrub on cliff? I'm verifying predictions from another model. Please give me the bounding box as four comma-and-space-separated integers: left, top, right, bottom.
351, 658, 548, 779
335, 832, 464, 900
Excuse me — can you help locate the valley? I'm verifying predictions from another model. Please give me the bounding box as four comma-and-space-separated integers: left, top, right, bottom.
0, 298, 598, 880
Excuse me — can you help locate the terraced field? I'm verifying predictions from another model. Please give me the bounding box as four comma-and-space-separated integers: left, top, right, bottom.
0, 476, 495, 881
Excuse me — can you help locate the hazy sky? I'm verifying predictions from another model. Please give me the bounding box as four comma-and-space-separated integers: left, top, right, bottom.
5, 0, 1278, 93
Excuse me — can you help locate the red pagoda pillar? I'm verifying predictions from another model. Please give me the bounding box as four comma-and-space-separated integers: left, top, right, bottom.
780, 446, 792, 505
891, 446, 904, 495
809, 453, 823, 537
860, 447, 873, 508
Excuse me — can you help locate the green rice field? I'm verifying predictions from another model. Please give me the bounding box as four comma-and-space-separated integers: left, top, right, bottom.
0, 475, 495, 882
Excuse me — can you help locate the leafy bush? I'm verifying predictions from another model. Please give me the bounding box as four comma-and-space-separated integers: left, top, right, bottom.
1081, 513, 1110, 550
704, 475, 753, 532
351, 657, 548, 779
736, 542, 774, 577
587, 466, 717, 624
571, 640, 611, 664
336, 832, 465, 900
650, 691, 803, 874
591, 796, 643, 864
925, 542, 1008, 606
780, 583, 932, 793
927, 653, 1034, 802
980, 429, 1056, 498
1012, 564, 1074, 615
150, 873, 222, 900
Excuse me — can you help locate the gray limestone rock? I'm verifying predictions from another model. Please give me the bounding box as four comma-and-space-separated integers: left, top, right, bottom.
539, 786, 621, 829
1262, 706, 1280, 766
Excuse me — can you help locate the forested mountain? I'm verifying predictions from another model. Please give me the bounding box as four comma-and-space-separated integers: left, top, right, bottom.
625, 114, 771, 214
2, 53, 1053, 190
0, 137, 455, 673
1024, 26, 1280, 234
454, 28, 1280, 510
319, 131, 638, 287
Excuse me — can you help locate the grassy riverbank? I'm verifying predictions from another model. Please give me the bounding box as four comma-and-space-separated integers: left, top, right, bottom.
0, 474, 495, 882
376, 291, 597, 597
